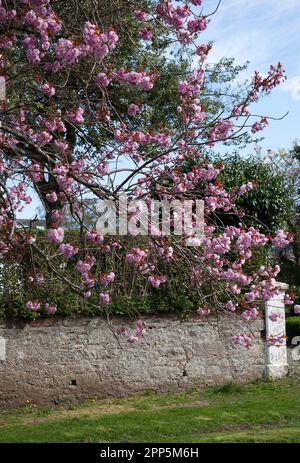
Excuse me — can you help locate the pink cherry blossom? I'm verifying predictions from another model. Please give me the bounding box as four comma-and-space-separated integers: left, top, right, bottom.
272, 229, 292, 249
241, 307, 259, 321
46, 192, 58, 203
96, 72, 111, 88
99, 272, 115, 287
226, 301, 237, 312
284, 294, 295, 305
135, 320, 146, 337
28, 273, 45, 286
294, 305, 300, 315
128, 103, 142, 117
26, 300, 41, 311
239, 182, 254, 195
47, 227, 64, 244
140, 27, 153, 40
187, 17, 207, 34
269, 312, 283, 322
126, 248, 148, 265
41, 83, 56, 97
54, 139, 69, 152
99, 292, 110, 305
251, 117, 268, 134
45, 303, 57, 315
55, 38, 82, 65
196, 307, 210, 316
148, 274, 167, 288
86, 230, 104, 244
267, 335, 286, 346
59, 243, 79, 258
232, 333, 253, 349
76, 256, 96, 274
35, 130, 52, 145
134, 10, 148, 21
67, 108, 85, 124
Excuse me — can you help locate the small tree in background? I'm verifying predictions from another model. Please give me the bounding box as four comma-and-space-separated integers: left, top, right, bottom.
219, 154, 295, 235
256, 142, 300, 284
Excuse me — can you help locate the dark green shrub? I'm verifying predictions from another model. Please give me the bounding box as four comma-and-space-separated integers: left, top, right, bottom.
0, 233, 204, 320
286, 317, 300, 343
219, 154, 295, 235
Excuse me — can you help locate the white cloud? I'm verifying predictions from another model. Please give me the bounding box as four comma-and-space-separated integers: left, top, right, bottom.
201, 0, 300, 93
283, 76, 300, 101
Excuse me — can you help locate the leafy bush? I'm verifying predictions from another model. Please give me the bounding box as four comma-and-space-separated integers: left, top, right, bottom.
0, 234, 203, 320
219, 154, 295, 234
286, 317, 300, 343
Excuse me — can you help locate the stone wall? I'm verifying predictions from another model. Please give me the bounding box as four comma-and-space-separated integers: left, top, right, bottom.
288, 346, 300, 377
0, 314, 265, 408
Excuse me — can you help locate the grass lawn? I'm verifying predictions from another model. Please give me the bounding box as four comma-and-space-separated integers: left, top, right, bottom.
0, 377, 300, 443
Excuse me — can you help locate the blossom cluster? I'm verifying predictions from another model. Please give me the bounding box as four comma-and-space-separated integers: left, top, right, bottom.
26, 300, 57, 315
117, 320, 146, 344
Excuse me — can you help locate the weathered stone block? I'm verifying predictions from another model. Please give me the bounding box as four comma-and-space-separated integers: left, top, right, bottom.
0, 314, 268, 407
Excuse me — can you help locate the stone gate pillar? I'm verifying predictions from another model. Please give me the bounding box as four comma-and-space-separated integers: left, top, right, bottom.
265, 282, 289, 379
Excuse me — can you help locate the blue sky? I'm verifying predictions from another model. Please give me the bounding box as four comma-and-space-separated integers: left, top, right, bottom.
204, 0, 300, 153
19, 0, 300, 218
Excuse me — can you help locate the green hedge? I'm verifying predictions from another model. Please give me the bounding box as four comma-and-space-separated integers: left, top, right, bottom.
0, 231, 274, 320
0, 235, 203, 320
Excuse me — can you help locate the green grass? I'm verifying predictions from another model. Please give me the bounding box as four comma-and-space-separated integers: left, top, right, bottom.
1, 377, 300, 443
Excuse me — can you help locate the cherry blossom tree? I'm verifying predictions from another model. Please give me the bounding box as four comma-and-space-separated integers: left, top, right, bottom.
0, 0, 296, 345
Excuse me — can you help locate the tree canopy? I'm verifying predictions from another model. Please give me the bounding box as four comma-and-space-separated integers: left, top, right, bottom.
0, 0, 295, 344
